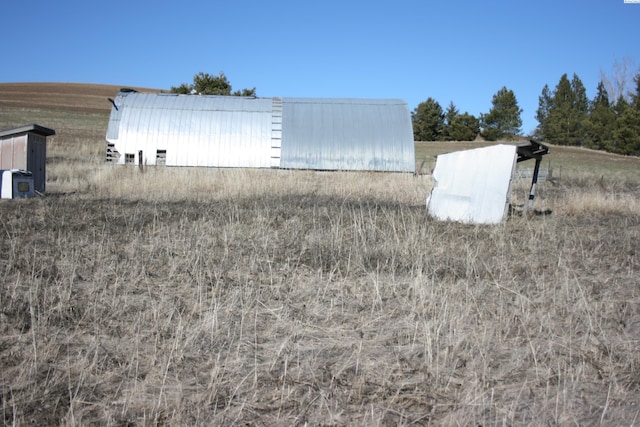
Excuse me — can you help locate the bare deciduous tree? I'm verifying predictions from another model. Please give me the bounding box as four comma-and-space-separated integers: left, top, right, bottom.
600, 56, 639, 103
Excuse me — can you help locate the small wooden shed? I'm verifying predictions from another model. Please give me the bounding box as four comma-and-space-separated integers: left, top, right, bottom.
0, 124, 55, 193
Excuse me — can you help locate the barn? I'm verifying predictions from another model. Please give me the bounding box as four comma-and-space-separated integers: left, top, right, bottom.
105, 90, 415, 172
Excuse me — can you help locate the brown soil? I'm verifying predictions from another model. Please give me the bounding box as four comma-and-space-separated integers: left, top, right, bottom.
0, 82, 160, 112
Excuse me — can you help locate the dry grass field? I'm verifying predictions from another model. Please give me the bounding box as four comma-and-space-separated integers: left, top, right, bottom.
1, 83, 639, 425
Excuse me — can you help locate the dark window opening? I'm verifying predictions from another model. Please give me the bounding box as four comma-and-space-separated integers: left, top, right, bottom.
156, 150, 167, 166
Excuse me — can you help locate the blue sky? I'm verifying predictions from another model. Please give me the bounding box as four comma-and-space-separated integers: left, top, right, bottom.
2, 0, 639, 135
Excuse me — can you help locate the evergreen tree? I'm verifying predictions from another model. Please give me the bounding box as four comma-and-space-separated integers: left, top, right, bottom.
170, 71, 256, 96
612, 76, 640, 155
232, 88, 258, 97
171, 83, 192, 94
614, 110, 640, 155
547, 74, 573, 144
540, 71, 640, 155
572, 74, 590, 118
584, 81, 615, 151
480, 87, 523, 141
632, 73, 640, 109
541, 73, 589, 145
412, 98, 445, 141
572, 74, 590, 144
193, 71, 232, 95
613, 95, 630, 117
448, 112, 480, 141
443, 101, 459, 140
535, 84, 553, 140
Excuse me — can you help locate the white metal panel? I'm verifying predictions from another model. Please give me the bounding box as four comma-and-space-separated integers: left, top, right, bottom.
106, 92, 274, 168
197, 110, 212, 167
1, 170, 12, 198
426, 144, 517, 224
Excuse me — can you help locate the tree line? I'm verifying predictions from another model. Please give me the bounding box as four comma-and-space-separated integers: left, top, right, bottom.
173, 68, 640, 156
412, 87, 524, 142
170, 72, 256, 97
535, 72, 640, 155
412, 63, 640, 156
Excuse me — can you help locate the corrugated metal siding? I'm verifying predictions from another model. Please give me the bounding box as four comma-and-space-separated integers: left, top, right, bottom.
280, 98, 415, 172
107, 92, 274, 167
106, 93, 415, 172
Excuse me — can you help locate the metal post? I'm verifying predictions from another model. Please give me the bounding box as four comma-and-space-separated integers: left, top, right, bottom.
526, 156, 542, 213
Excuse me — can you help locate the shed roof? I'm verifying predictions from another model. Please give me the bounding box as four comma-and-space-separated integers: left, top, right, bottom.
516, 140, 549, 162
0, 124, 56, 138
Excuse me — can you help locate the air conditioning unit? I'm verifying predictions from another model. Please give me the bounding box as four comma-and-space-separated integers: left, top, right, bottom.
0, 170, 36, 199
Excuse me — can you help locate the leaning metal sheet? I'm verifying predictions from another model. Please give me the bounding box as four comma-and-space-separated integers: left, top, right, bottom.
426, 144, 517, 224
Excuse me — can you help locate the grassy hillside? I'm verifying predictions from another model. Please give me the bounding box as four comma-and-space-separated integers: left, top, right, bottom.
0, 83, 639, 425
0, 83, 159, 189
2, 82, 639, 183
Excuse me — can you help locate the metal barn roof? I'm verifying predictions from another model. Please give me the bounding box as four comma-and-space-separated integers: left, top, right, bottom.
105, 91, 415, 172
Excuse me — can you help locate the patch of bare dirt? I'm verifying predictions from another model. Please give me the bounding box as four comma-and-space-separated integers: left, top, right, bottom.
0, 82, 160, 112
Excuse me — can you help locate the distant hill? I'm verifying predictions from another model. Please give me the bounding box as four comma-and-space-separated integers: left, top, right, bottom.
0, 82, 160, 112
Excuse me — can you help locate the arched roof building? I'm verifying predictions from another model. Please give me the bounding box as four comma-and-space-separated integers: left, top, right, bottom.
106, 90, 415, 172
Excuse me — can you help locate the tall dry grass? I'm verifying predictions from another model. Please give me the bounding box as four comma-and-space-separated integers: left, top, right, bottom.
1, 96, 640, 424
2, 159, 640, 425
